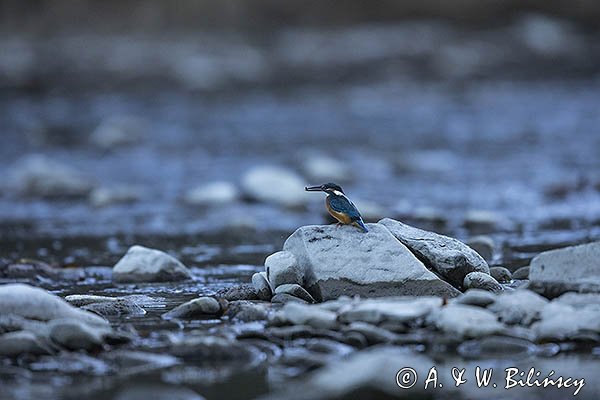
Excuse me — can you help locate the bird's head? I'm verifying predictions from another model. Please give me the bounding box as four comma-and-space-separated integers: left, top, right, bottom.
305, 182, 344, 195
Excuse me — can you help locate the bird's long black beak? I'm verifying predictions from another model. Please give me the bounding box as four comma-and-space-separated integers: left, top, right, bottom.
305, 185, 323, 192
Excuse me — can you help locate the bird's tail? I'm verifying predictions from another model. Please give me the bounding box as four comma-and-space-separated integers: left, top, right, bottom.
354, 219, 369, 233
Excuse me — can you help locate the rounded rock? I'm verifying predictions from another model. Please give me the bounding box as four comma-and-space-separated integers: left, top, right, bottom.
241, 166, 309, 208
271, 293, 308, 305
215, 284, 259, 301
512, 266, 530, 280
162, 297, 222, 319
0, 331, 51, 357
274, 284, 315, 303
463, 271, 503, 293
252, 272, 272, 301
113, 245, 191, 283
489, 267, 512, 283
455, 289, 497, 307
265, 251, 303, 289
184, 181, 238, 206
466, 235, 495, 261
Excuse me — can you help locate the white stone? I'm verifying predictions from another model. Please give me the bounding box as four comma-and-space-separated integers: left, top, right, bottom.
113, 245, 191, 283
529, 241, 600, 295
241, 165, 310, 208
380, 218, 489, 289
429, 304, 504, 338
488, 289, 548, 325
0, 284, 108, 327
283, 224, 459, 301
265, 251, 303, 288
8, 154, 93, 198
184, 181, 238, 206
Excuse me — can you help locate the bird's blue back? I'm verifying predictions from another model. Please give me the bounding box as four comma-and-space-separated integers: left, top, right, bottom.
327, 195, 362, 221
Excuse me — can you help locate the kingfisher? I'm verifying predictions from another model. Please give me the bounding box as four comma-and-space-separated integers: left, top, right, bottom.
305, 183, 368, 232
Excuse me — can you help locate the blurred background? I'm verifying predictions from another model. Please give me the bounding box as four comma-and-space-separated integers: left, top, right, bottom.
1, 0, 600, 267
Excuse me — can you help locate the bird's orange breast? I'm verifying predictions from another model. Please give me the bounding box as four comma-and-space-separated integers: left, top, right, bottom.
326, 199, 352, 224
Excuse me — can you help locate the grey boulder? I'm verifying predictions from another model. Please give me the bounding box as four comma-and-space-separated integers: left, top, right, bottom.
283, 224, 459, 301
113, 245, 192, 283
379, 218, 490, 289
265, 251, 303, 288
529, 241, 600, 296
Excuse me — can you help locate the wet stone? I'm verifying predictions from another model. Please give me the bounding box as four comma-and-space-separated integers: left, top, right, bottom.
428, 304, 504, 339
113, 245, 191, 283
490, 266, 512, 283
252, 272, 272, 301
241, 165, 310, 208
82, 299, 147, 317
274, 284, 315, 303
265, 251, 303, 289
271, 293, 308, 304
265, 325, 316, 340
463, 271, 503, 293
529, 241, 600, 296
342, 331, 368, 348
337, 297, 441, 325
466, 235, 495, 261
48, 319, 107, 351
454, 289, 497, 307
0, 331, 52, 357
0, 284, 109, 327
276, 302, 338, 330
379, 218, 490, 289
341, 322, 397, 345
488, 289, 549, 326
183, 181, 238, 206
224, 301, 270, 322
533, 302, 600, 341
512, 266, 530, 280
162, 297, 222, 319
302, 155, 351, 184
89, 185, 142, 208
169, 336, 258, 363
215, 284, 259, 301
8, 154, 94, 198
553, 292, 600, 308
283, 223, 459, 301
1, 260, 59, 280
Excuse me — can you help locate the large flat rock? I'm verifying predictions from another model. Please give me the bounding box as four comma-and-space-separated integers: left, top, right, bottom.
282, 224, 460, 301
529, 241, 600, 296
379, 218, 489, 289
